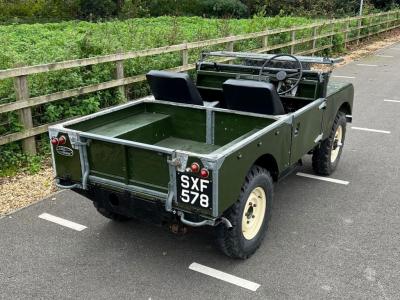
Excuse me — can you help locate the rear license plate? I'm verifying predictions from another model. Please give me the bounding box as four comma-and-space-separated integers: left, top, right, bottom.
176, 172, 212, 209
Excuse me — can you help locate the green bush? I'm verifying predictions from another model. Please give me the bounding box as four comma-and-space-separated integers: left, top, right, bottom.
79, 0, 118, 19
198, 0, 249, 18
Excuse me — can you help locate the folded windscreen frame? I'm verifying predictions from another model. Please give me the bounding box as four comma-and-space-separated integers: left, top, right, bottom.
199, 51, 344, 73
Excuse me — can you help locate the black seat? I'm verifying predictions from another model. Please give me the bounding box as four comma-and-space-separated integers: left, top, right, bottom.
222, 79, 285, 115
146, 70, 203, 105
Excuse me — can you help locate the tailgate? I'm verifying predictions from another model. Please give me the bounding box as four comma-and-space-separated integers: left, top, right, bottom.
87, 139, 171, 194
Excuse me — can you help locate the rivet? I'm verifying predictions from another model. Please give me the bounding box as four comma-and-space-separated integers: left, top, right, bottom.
275, 130, 280, 135
237, 153, 242, 159
257, 141, 262, 147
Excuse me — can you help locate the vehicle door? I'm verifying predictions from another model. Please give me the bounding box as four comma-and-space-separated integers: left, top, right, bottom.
290, 98, 325, 164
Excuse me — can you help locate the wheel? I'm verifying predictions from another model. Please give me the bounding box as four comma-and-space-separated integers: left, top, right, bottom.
312, 111, 347, 175
93, 201, 131, 222
215, 166, 273, 259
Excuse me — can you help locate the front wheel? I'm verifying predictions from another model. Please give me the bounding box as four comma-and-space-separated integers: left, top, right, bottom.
215, 166, 273, 259
312, 111, 347, 175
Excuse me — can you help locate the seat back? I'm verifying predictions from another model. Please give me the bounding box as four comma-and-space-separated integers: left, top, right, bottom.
222, 79, 285, 115
146, 70, 203, 105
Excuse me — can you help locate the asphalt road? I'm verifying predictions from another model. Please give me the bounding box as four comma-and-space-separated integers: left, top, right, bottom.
1, 43, 400, 299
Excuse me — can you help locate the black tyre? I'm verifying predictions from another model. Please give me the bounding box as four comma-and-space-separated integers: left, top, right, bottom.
93, 201, 131, 222
215, 166, 273, 259
312, 111, 347, 175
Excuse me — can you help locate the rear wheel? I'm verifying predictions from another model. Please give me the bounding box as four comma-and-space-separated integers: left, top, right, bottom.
312, 111, 346, 175
93, 201, 131, 222
216, 166, 273, 259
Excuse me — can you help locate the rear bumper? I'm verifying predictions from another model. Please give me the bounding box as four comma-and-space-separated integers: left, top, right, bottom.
70, 183, 228, 227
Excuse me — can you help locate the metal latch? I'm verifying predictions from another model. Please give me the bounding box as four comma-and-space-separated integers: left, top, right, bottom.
319, 102, 327, 110
314, 133, 323, 143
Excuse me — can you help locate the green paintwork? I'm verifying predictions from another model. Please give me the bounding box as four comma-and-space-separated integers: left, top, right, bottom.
52, 56, 354, 221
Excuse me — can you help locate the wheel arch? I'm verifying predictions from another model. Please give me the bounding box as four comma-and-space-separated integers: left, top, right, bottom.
338, 101, 352, 123
253, 153, 279, 182
339, 101, 351, 115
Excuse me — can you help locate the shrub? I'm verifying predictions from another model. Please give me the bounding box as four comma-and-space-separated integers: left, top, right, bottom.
197, 0, 249, 18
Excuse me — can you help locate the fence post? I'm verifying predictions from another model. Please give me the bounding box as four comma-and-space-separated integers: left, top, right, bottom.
226, 41, 234, 64
115, 60, 126, 102
357, 16, 362, 45
181, 42, 189, 67
290, 30, 296, 54
14, 74, 36, 155
262, 29, 268, 52
386, 12, 390, 31
226, 41, 234, 52
344, 19, 350, 49
311, 25, 318, 56
330, 21, 335, 47
368, 15, 372, 38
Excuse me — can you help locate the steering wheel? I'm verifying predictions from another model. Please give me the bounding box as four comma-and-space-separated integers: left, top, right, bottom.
258, 54, 303, 95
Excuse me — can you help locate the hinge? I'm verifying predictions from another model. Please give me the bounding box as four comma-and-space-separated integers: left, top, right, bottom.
167, 158, 181, 167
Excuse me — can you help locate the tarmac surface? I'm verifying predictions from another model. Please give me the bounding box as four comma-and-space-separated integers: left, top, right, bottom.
1, 43, 400, 299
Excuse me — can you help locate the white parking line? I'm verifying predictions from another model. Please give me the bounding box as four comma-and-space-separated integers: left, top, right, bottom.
332, 75, 355, 79
384, 99, 400, 103
375, 55, 394, 58
351, 127, 391, 134
189, 262, 260, 291
296, 172, 349, 185
356, 64, 378, 67
38, 213, 87, 231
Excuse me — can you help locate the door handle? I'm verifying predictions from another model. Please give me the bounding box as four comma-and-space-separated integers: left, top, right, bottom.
294, 123, 300, 136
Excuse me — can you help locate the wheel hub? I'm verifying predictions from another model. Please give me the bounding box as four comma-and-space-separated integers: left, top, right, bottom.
330, 125, 343, 163
242, 187, 266, 240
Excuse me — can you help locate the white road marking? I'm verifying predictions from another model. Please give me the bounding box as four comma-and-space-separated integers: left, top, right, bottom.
375, 55, 394, 58
384, 99, 400, 103
296, 172, 349, 185
351, 127, 391, 134
332, 75, 356, 79
38, 213, 87, 231
189, 262, 260, 291
356, 64, 378, 67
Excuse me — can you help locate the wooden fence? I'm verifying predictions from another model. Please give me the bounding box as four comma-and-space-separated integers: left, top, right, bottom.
1, 10, 399, 154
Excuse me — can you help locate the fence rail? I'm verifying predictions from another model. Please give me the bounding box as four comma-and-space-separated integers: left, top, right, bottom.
1, 10, 399, 153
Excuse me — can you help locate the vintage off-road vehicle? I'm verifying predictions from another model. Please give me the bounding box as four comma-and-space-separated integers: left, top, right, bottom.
49, 51, 353, 258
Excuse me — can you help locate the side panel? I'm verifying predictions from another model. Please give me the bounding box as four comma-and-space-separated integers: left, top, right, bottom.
323, 83, 354, 138
217, 123, 292, 214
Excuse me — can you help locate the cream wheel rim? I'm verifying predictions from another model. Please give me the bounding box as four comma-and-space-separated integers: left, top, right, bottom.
242, 187, 266, 240
331, 125, 343, 163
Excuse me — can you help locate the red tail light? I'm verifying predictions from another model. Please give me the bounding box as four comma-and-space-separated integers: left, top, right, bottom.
58, 135, 66, 145
200, 168, 209, 178
51, 137, 59, 146
191, 162, 200, 173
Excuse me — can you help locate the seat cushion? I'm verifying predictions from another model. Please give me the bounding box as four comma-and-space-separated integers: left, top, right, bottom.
146, 70, 203, 105
223, 79, 285, 115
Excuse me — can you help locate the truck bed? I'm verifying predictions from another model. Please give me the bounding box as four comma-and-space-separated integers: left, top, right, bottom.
66, 101, 276, 155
